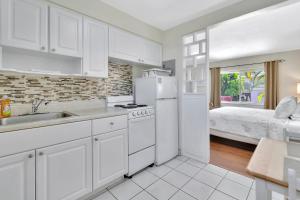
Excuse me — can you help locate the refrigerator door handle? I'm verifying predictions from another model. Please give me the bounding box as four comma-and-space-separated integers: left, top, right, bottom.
157, 98, 177, 100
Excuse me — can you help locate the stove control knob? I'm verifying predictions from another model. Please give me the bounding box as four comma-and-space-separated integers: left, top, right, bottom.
132, 112, 136, 116
145, 110, 148, 114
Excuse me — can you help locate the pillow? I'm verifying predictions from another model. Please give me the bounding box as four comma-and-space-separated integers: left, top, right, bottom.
294, 103, 300, 114
274, 96, 297, 119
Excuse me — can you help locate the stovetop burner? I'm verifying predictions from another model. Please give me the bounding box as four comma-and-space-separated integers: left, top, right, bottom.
114, 104, 148, 109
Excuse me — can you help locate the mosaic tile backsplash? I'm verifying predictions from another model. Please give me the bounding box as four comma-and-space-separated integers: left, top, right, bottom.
0, 62, 133, 104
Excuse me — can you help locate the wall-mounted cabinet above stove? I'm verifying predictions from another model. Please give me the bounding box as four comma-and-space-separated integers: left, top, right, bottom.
109, 26, 162, 67
0, 0, 162, 77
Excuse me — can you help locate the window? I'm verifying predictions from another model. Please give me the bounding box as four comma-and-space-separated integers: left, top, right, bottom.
183, 31, 208, 94
220, 65, 265, 105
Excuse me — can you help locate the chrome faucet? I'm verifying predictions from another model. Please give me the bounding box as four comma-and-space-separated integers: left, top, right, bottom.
32, 99, 50, 114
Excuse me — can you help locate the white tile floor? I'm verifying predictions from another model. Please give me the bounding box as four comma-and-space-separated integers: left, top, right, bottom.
92, 156, 285, 200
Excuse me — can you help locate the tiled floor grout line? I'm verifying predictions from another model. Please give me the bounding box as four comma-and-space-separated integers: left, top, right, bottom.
150, 158, 218, 200
127, 168, 165, 200
148, 161, 183, 199
221, 175, 253, 200
245, 182, 254, 200
165, 159, 210, 200
98, 156, 258, 200
174, 178, 198, 200
203, 169, 228, 200
142, 157, 191, 200
107, 189, 119, 200
165, 157, 195, 199
166, 174, 193, 199
211, 168, 255, 200
213, 170, 245, 200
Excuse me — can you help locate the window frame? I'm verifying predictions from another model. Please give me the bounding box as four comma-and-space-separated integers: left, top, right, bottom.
220, 64, 265, 108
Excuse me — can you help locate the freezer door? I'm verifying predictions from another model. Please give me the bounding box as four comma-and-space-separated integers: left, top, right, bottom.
135, 77, 157, 106
155, 98, 178, 165
156, 76, 177, 99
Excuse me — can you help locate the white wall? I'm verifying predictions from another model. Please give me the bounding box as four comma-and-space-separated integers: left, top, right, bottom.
162, 0, 288, 108
161, 0, 287, 152
211, 49, 300, 101
163, 0, 287, 60
48, 0, 163, 43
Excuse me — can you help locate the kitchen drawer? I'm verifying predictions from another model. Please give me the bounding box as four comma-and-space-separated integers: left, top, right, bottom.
92, 115, 127, 135
0, 121, 92, 158
128, 145, 155, 176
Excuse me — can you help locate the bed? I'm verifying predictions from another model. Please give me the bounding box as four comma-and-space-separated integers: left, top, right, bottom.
209, 107, 288, 144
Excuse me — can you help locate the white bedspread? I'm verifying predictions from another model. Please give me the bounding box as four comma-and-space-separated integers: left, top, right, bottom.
209, 107, 287, 140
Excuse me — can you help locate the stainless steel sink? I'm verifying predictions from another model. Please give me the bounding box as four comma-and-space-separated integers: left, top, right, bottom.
0, 112, 74, 126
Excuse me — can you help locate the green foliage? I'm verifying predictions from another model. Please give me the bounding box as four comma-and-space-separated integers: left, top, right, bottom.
221, 73, 240, 97
221, 69, 265, 102
257, 92, 265, 103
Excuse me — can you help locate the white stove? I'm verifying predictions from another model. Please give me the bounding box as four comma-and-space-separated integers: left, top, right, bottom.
107, 96, 155, 177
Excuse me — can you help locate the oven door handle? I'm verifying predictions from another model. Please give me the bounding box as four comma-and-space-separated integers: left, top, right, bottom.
130, 115, 154, 122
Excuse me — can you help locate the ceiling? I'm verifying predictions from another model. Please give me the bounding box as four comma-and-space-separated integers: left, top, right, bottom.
210, 1, 300, 61
100, 0, 243, 30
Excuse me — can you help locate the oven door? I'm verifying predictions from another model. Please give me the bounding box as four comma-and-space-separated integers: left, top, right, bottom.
128, 115, 155, 155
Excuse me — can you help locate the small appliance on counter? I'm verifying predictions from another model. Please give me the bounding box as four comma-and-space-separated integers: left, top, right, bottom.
106, 96, 155, 177
142, 68, 171, 77
135, 76, 178, 165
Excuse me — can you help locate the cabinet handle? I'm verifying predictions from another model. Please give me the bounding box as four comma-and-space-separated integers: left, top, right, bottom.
39, 152, 44, 156
28, 154, 33, 158
94, 138, 98, 141
51, 48, 56, 52
110, 122, 114, 125
40, 46, 45, 50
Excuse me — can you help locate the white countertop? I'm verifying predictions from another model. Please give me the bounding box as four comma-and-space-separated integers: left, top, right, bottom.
0, 107, 128, 133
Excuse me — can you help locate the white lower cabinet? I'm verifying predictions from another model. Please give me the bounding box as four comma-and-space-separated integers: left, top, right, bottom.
93, 129, 128, 189
0, 150, 35, 200
36, 138, 92, 200
0, 118, 128, 200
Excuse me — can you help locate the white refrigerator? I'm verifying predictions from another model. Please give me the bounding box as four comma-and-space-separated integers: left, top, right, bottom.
135, 76, 178, 165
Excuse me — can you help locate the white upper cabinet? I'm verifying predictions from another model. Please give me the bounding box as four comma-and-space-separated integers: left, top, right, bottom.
0, 0, 48, 52
109, 26, 162, 66
83, 17, 108, 78
142, 39, 162, 66
109, 26, 142, 63
0, 150, 35, 200
50, 6, 83, 57
36, 138, 92, 200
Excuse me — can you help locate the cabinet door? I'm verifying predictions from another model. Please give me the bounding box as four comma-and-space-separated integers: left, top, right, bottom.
50, 6, 83, 57
36, 138, 92, 200
0, 0, 48, 52
83, 17, 108, 78
142, 39, 162, 66
109, 26, 142, 63
0, 150, 35, 200
93, 129, 128, 189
